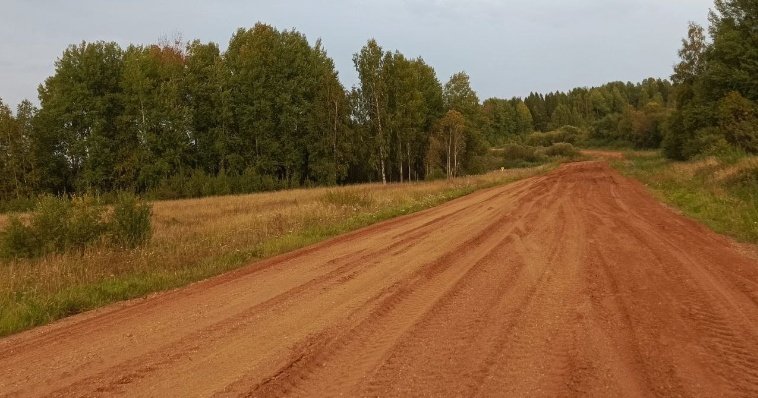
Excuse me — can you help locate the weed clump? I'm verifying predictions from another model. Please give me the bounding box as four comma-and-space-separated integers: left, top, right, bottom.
109, 193, 153, 248
501, 144, 545, 168
542, 142, 579, 157
0, 194, 152, 259
0, 217, 38, 259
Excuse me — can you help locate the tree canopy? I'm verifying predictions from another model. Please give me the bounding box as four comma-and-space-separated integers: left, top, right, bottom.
0, 0, 755, 203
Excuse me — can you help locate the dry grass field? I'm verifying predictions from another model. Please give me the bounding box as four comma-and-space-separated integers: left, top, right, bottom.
0, 166, 551, 336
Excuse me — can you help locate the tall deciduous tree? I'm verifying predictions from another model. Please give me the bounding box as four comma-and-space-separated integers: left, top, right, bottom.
0, 99, 20, 199
227, 23, 349, 184
121, 41, 191, 190
435, 110, 466, 178
443, 72, 486, 173
353, 39, 390, 183
184, 40, 231, 174
664, 0, 758, 158
306, 39, 352, 184
514, 100, 534, 134
37, 41, 125, 192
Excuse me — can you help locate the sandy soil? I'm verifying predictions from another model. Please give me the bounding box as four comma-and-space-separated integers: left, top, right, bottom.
1, 161, 757, 397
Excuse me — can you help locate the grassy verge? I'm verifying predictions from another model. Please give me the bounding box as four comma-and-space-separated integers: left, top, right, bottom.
0, 165, 553, 337
611, 150, 758, 243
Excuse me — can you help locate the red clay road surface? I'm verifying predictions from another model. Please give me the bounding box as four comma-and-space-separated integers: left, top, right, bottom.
1, 161, 758, 397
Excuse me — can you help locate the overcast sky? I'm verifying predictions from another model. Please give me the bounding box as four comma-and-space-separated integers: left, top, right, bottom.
1, 0, 713, 109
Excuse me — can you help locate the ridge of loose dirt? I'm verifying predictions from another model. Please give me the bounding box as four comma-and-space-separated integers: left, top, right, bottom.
1, 161, 757, 397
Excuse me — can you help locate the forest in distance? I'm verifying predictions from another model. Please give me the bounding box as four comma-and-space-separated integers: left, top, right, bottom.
0, 0, 755, 205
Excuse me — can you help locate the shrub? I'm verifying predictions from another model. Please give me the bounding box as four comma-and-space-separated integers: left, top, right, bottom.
685, 127, 733, 158
469, 154, 504, 174
0, 217, 39, 259
525, 132, 551, 147
0, 194, 153, 259
30, 196, 74, 253
66, 196, 108, 250
662, 121, 688, 160
558, 125, 585, 139
146, 168, 289, 200
718, 92, 758, 154
502, 143, 539, 161
502, 144, 545, 168
109, 193, 152, 248
526, 126, 586, 147
542, 142, 579, 157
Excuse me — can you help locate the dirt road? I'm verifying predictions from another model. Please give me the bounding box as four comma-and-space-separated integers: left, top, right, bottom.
1, 161, 757, 397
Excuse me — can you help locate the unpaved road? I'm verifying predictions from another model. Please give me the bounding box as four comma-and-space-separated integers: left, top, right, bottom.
1, 161, 758, 397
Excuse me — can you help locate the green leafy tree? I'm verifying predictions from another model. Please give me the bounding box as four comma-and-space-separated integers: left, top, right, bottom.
37, 41, 125, 192
444, 72, 480, 118
305, 40, 352, 184
664, 0, 757, 158
410, 58, 444, 180
717, 91, 757, 153
120, 41, 191, 190
0, 99, 20, 199
525, 93, 549, 132
550, 104, 582, 129
514, 100, 534, 134
184, 40, 232, 174
227, 23, 349, 185
433, 110, 466, 178
353, 39, 390, 183
702, 0, 758, 101
482, 98, 514, 145
443, 72, 485, 173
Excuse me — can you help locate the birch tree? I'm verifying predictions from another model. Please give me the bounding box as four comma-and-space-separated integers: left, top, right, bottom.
436, 110, 466, 178
353, 39, 389, 184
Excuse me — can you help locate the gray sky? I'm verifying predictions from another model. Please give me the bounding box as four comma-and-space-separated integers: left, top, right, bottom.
1, 0, 713, 109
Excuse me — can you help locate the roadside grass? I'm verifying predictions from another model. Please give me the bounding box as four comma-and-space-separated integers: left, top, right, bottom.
0, 165, 553, 337
611, 150, 758, 243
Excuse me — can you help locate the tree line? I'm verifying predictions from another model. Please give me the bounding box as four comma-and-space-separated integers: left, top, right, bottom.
0, 0, 755, 203
664, 0, 757, 159
481, 0, 755, 159
483, 78, 673, 149
0, 24, 488, 202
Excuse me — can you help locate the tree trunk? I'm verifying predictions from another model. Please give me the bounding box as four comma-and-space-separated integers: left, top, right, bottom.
407, 142, 411, 182
446, 131, 452, 179
399, 140, 403, 183
5, 129, 21, 199
454, 149, 458, 177
373, 92, 386, 185
380, 147, 387, 184
453, 132, 459, 178
333, 99, 338, 182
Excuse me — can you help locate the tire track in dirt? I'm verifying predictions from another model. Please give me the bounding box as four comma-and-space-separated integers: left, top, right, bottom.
230, 179, 561, 397
1, 161, 757, 397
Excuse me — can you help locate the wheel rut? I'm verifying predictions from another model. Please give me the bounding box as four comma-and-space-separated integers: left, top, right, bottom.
1, 161, 757, 397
